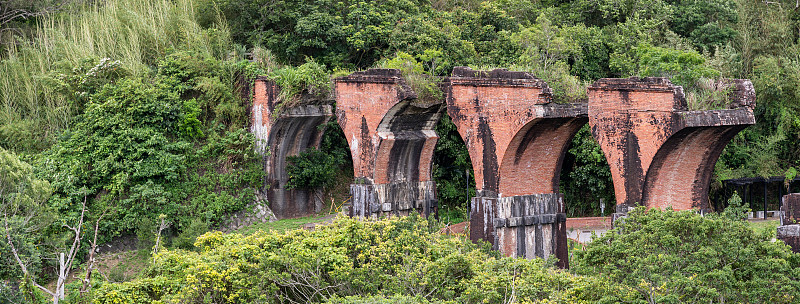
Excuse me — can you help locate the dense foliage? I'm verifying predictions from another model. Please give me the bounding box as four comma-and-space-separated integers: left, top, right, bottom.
573, 207, 800, 303
1, 1, 265, 299
91, 215, 637, 303
91, 209, 800, 303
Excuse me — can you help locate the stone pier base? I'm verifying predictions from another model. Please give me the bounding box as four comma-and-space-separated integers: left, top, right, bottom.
350, 181, 437, 218
469, 191, 499, 248
470, 192, 568, 268
778, 193, 800, 253
777, 225, 800, 253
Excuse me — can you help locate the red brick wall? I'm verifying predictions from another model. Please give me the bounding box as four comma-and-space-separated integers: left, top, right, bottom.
589, 77, 755, 212
335, 80, 403, 180
446, 72, 558, 194
643, 126, 745, 210
334, 69, 441, 185
251, 78, 333, 218
782, 194, 800, 225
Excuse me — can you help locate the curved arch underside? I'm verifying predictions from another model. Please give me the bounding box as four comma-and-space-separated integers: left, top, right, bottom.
266, 108, 332, 219
352, 100, 443, 217
376, 100, 442, 184
642, 125, 746, 210
499, 117, 587, 196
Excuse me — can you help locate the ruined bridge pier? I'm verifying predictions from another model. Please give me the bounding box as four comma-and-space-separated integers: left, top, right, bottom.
448, 67, 587, 268
252, 77, 334, 219
335, 70, 443, 218
588, 78, 755, 218
251, 68, 757, 266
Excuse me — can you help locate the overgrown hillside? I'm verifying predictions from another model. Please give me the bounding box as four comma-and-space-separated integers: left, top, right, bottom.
1, 0, 799, 303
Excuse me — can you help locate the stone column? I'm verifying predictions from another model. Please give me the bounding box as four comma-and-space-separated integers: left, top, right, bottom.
778, 193, 800, 253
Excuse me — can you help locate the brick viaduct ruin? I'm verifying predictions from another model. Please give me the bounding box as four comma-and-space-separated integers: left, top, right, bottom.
251, 67, 756, 266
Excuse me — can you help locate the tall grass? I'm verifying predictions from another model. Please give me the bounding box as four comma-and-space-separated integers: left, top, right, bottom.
0, 0, 231, 152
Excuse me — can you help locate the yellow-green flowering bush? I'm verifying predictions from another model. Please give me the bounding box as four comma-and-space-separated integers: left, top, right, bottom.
92, 215, 636, 303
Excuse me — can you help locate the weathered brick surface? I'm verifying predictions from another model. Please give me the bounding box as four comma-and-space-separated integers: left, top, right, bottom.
588, 77, 755, 213
778, 225, 800, 253
253, 70, 757, 265
447, 67, 584, 267
778, 194, 800, 253
446, 67, 587, 196
334, 69, 443, 217
251, 78, 333, 219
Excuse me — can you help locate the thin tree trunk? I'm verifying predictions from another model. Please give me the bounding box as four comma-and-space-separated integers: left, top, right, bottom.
81, 213, 104, 296
4, 215, 54, 297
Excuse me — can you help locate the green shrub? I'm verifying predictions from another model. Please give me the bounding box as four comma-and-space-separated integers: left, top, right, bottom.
511, 14, 588, 103
721, 191, 749, 221
285, 148, 343, 191
173, 218, 210, 250
92, 215, 638, 303
573, 207, 800, 303
35, 51, 263, 246
0, 148, 53, 293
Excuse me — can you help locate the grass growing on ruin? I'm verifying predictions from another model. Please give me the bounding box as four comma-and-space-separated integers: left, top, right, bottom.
378, 52, 443, 106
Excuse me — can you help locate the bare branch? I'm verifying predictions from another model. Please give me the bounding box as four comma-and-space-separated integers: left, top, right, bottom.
81, 208, 105, 295
0, 0, 74, 28
4, 214, 54, 297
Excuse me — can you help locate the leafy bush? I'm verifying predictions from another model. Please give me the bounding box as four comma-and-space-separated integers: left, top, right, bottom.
0, 148, 52, 281
36, 51, 263, 247
92, 215, 637, 303
721, 191, 749, 221
285, 148, 343, 191
573, 207, 800, 303
512, 14, 589, 103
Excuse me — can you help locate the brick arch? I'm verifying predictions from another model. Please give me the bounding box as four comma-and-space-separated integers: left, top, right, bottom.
265, 114, 331, 217
251, 78, 333, 219
374, 99, 442, 184
334, 69, 443, 217
588, 77, 756, 215
446, 67, 585, 266
498, 117, 587, 196
641, 125, 747, 210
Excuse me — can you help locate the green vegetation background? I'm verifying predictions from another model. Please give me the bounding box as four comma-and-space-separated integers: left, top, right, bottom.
1, 0, 799, 302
